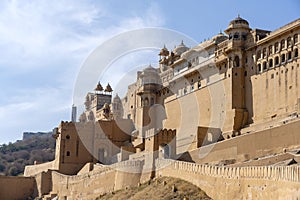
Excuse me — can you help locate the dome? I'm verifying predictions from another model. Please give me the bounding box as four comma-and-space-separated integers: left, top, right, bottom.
143, 64, 157, 72
229, 15, 249, 26
159, 45, 169, 56
173, 40, 189, 55
113, 94, 121, 102
225, 15, 250, 34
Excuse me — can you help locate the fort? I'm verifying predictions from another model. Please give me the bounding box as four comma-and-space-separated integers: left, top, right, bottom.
1, 16, 300, 199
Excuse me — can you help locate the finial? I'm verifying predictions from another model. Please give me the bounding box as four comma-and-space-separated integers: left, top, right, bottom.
94, 81, 103, 92
104, 83, 113, 93
238, 14, 240, 18
181, 40, 184, 45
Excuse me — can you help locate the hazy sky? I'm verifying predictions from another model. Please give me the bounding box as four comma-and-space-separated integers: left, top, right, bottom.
0, 0, 299, 144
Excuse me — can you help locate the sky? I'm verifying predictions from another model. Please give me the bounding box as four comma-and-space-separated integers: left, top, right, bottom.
0, 0, 299, 144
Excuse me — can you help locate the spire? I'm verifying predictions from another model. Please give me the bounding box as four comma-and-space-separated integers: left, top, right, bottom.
94, 82, 103, 92
104, 83, 113, 93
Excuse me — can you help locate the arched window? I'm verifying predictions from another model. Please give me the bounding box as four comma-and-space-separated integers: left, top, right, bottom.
295, 48, 299, 58
198, 81, 201, 89
257, 50, 261, 59
144, 97, 149, 106
281, 39, 285, 50
150, 97, 154, 106
258, 64, 261, 72
263, 48, 267, 58
242, 33, 247, 40
275, 56, 279, 66
287, 37, 292, 47
288, 51, 292, 61
263, 61, 267, 70
268, 45, 273, 55
229, 33, 232, 40
233, 32, 239, 39
234, 56, 240, 67
269, 59, 273, 68
275, 42, 279, 52
294, 34, 298, 44
281, 54, 286, 63
66, 135, 70, 139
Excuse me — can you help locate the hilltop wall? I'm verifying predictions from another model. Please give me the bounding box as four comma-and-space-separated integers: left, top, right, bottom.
156, 159, 300, 199
180, 119, 300, 164
50, 160, 144, 199
0, 176, 37, 200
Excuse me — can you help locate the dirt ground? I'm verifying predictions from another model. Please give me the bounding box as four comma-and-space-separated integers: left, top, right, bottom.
96, 176, 212, 200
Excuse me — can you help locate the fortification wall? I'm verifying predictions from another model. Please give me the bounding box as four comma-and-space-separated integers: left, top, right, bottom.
156, 159, 300, 199
24, 160, 56, 177
50, 160, 144, 199
0, 175, 37, 200
181, 119, 300, 164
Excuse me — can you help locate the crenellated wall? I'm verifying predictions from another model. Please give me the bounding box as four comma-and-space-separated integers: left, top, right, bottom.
156, 159, 300, 199
0, 176, 37, 200
50, 160, 145, 199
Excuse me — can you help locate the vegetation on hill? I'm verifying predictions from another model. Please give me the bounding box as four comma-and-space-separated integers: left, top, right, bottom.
0, 136, 55, 176
96, 176, 212, 200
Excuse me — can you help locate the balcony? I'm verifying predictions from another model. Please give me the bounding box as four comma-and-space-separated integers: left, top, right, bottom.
136, 83, 161, 95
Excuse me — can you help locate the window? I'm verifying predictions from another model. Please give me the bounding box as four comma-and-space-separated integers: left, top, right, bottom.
234, 56, 240, 67
258, 64, 262, 72
198, 81, 201, 89
287, 37, 292, 47
183, 87, 187, 95
281, 39, 285, 50
257, 50, 261, 59
234, 32, 239, 39
263, 61, 267, 70
288, 51, 292, 61
281, 54, 286, 63
66, 151, 70, 156
150, 98, 154, 106
229, 33, 232, 40
295, 48, 299, 58
269, 59, 273, 68
268, 45, 273, 55
191, 84, 194, 91
263, 48, 267, 58
275, 56, 279, 66
275, 42, 279, 52
294, 34, 298, 44
66, 135, 70, 139
242, 33, 247, 40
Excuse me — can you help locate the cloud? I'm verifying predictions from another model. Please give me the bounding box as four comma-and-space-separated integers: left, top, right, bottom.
0, 0, 166, 143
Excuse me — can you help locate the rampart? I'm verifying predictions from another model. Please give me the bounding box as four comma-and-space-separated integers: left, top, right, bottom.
24, 160, 57, 176
156, 159, 300, 199
50, 160, 144, 199
0, 175, 37, 200
181, 119, 300, 164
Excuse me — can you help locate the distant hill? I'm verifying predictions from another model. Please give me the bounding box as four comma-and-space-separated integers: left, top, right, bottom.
0, 133, 55, 176
97, 176, 212, 200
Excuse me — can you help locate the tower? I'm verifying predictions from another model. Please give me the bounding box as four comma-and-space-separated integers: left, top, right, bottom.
112, 94, 124, 119
71, 104, 77, 122
224, 16, 251, 133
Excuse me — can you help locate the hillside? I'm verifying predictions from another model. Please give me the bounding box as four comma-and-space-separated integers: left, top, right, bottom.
96, 176, 212, 200
0, 135, 55, 176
